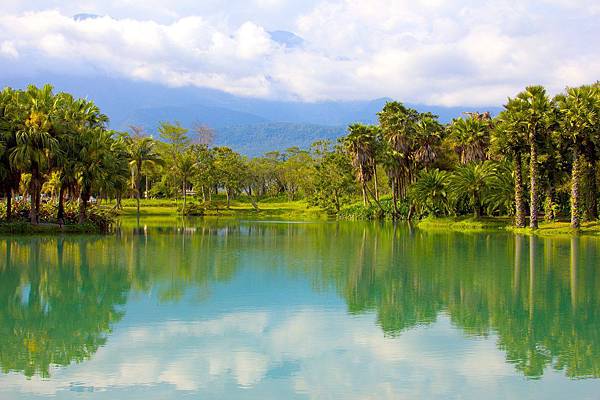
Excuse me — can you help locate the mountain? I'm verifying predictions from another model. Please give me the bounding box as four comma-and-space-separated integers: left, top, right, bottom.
1, 74, 501, 156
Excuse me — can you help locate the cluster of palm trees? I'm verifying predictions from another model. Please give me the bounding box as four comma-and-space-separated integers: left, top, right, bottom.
0, 84, 134, 225
342, 83, 600, 228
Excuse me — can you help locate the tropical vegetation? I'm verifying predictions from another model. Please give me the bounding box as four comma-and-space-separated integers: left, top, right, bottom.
0, 82, 598, 230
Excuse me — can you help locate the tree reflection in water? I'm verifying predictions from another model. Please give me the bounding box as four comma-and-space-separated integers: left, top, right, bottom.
0, 220, 599, 379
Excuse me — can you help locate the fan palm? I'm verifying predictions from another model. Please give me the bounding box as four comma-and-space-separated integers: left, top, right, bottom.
410, 169, 449, 216
510, 86, 553, 229
448, 162, 496, 218
447, 115, 491, 164
555, 84, 600, 228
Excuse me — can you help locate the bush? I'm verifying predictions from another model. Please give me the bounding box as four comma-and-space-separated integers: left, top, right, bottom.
177, 202, 205, 216
338, 197, 411, 220
0, 200, 115, 233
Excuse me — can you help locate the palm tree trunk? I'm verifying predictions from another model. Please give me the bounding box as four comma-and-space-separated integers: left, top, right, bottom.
372, 164, 379, 201
136, 167, 142, 219
571, 147, 582, 228
29, 163, 41, 224
529, 139, 539, 229
5, 190, 12, 221
361, 182, 368, 206
79, 184, 91, 223
586, 162, 598, 221
182, 179, 187, 212
57, 184, 66, 225
391, 179, 399, 217
514, 155, 526, 227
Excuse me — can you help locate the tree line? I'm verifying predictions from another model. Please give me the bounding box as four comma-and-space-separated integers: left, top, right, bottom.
339, 83, 600, 228
1, 83, 598, 227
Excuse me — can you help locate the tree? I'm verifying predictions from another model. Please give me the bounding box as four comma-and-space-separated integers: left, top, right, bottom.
126, 133, 162, 219
177, 149, 198, 211
213, 147, 245, 208
511, 86, 553, 229
0, 87, 21, 220
8, 84, 60, 224
492, 101, 529, 227
555, 84, 600, 228
410, 169, 449, 216
310, 140, 356, 213
378, 103, 442, 216
343, 123, 378, 206
447, 113, 491, 164
448, 162, 496, 218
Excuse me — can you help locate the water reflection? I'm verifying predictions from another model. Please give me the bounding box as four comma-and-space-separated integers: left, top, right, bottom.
0, 220, 599, 388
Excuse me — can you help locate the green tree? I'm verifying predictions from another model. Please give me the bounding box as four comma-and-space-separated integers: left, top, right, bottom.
448, 162, 496, 218
511, 86, 553, 229
311, 140, 356, 213
410, 169, 449, 216
447, 113, 492, 164
555, 84, 600, 228
8, 84, 60, 224
126, 133, 162, 218
492, 102, 529, 227
343, 123, 378, 206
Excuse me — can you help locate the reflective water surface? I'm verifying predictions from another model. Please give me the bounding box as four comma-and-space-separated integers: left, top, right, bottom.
1, 218, 600, 399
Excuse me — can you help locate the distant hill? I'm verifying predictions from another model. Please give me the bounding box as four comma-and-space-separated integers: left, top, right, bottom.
214, 123, 345, 156
2, 74, 501, 155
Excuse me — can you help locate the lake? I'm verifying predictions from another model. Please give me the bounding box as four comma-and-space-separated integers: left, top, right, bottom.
1, 218, 600, 399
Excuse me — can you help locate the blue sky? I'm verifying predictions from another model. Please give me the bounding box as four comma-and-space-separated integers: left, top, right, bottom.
0, 0, 598, 105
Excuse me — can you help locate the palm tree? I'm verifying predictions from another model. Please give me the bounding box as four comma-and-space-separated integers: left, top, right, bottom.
511, 86, 553, 229
555, 84, 600, 228
410, 169, 449, 216
126, 133, 162, 219
492, 102, 529, 227
177, 149, 198, 212
0, 87, 21, 220
8, 85, 60, 224
343, 123, 377, 206
378, 103, 441, 215
447, 114, 491, 164
448, 162, 496, 218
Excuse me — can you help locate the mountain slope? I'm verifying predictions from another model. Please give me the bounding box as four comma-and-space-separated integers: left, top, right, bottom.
2, 74, 501, 155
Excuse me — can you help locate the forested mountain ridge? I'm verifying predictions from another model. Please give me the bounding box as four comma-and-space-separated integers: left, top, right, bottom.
2, 74, 501, 155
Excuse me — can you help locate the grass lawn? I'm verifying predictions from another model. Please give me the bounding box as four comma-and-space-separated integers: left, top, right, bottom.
418, 216, 600, 237
113, 197, 328, 220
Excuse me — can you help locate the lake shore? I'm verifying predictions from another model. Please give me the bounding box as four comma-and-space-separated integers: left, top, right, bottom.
417, 216, 600, 237
0, 221, 105, 234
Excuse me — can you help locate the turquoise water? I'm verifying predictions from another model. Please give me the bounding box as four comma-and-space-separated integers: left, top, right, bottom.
1, 219, 600, 399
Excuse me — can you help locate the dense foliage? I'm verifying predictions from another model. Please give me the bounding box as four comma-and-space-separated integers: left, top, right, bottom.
1, 82, 598, 228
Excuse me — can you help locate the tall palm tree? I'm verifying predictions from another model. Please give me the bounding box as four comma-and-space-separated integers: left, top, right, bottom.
511, 86, 553, 229
555, 84, 600, 228
0, 87, 21, 220
492, 101, 529, 227
126, 133, 162, 219
343, 123, 378, 206
378, 103, 441, 215
8, 85, 60, 224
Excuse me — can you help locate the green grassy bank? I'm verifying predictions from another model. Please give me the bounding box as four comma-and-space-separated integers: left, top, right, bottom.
417, 216, 600, 237
116, 197, 327, 220
0, 221, 105, 234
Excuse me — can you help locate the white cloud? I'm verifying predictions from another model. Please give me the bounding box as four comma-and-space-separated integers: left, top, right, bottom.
0, 1, 598, 105
0, 40, 18, 58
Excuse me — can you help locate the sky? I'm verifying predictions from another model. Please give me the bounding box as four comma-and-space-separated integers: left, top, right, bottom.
0, 0, 598, 106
